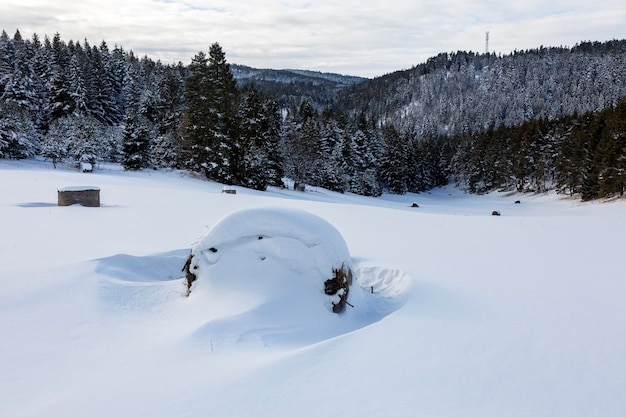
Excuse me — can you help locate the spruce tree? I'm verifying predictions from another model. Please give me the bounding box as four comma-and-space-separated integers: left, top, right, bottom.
183, 43, 239, 183
67, 114, 99, 167
238, 86, 269, 190
318, 118, 347, 193
47, 66, 73, 120
0, 101, 38, 158
280, 101, 324, 190
68, 55, 88, 115
596, 101, 626, 196
350, 115, 382, 196
378, 126, 409, 194
182, 51, 211, 171
261, 99, 285, 188
121, 111, 151, 170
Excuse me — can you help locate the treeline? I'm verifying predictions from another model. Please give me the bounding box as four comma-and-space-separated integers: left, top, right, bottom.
447, 99, 626, 199
0, 29, 186, 167
1, 29, 625, 200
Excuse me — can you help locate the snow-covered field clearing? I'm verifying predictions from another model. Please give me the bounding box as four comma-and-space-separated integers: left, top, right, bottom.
1, 158, 625, 417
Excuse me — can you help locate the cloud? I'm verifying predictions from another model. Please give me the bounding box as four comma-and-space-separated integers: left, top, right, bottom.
1, 0, 624, 77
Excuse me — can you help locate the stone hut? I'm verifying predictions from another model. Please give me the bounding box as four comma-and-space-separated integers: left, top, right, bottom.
58, 186, 100, 207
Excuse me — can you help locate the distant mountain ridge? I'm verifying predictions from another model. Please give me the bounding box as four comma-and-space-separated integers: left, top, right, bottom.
231, 64, 366, 87
231, 64, 366, 110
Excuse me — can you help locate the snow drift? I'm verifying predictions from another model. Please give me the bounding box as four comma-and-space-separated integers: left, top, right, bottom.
176, 207, 405, 349
183, 207, 354, 312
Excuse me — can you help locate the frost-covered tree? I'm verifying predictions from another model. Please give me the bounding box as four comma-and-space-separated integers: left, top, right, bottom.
40, 117, 71, 166
349, 116, 382, 196
281, 102, 324, 190
47, 66, 73, 120
318, 117, 348, 193
238, 86, 268, 190
68, 55, 88, 115
0, 64, 39, 159
596, 101, 626, 196
121, 111, 152, 170
378, 126, 410, 194
236, 86, 285, 190
99, 124, 122, 163
122, 58, 143, 116
151, 132, 181, 168
1, 65, 37, 112
0, 101, 38, 158
261, 99, 285, 188
66, 114, 100, 166
0, 30, 13, 87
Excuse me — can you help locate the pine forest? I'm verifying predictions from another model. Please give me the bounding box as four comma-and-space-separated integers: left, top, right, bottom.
1, 29, 625, 200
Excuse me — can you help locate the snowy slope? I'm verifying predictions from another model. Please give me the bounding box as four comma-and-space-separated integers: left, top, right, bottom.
1, 158, 625, 417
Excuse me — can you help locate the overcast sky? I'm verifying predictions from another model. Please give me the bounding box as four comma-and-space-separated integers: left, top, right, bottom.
1, 0, 624, 78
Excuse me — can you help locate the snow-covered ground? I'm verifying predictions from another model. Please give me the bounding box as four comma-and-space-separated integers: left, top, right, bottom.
1, 158, 625, 417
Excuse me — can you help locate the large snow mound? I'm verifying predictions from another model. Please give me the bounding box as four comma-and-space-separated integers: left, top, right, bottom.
175, 207, 410, 348
87, 206, 410, 350
91, 249, 409, 350
185, 207, 354, 313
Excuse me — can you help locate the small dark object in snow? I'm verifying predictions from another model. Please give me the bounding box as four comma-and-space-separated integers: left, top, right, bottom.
492, 210, 501, 216
411, 202, 419, 208
515, 200, 521, 204
209, 247, 218, 253
221, 187, 236, 194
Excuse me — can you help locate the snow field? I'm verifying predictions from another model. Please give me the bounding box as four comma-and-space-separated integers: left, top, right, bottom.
1, 158, 626, 417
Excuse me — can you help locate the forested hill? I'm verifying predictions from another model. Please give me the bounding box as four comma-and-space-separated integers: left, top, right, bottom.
336, 40, 626, 139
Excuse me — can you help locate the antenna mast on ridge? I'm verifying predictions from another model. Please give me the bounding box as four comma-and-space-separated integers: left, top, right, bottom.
485, 31, 490, 54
